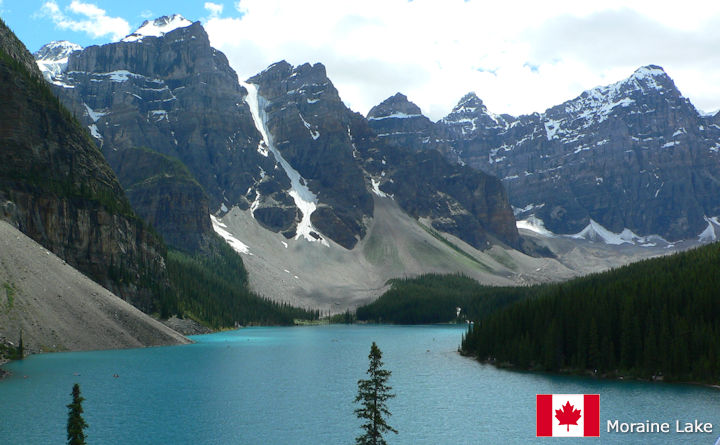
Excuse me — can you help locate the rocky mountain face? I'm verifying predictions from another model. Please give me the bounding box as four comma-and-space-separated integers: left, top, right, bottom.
34, 40, 82, 81
37, 18, 520, 252
39, 18, 272, 252
246, 61, 374, 248
446, 66, 720, 241
107, 147, 212, 252
248, 61, 520, 249
373, 66, 720, 242
366, 92, 450, 154
0, 19, 167, 310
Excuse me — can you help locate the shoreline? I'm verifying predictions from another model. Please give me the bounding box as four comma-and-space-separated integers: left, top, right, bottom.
0, 358, 10, 380
459, 350, 720, 390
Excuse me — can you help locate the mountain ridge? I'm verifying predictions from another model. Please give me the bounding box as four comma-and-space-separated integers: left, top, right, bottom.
371, 64, 720, 243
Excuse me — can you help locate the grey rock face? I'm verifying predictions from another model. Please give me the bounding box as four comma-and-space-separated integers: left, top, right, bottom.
248, 61, 374, 249
367, 93, 450, 154
38, 20, 287, 251
1, 20, 168, 310
107, 147, 213, 253
440, 65, 720, 240
36, 19, 522, 253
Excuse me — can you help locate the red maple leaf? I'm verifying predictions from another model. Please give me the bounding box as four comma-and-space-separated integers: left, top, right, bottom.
555, 401, 582, 432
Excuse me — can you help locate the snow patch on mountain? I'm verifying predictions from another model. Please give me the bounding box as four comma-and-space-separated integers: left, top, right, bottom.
371, 179, 391, 198
368, 112, 422, 121
698, 216, 720, 243
568, 219, 671, 247
211, 215, 251, 255
122, 15, 193, 43
516, 216, 554, 237
241, 81, 326, 245
298, 112, 320, 140
88, 124, 103, 141
34, 40, 82, 80
83, 103, 106, 123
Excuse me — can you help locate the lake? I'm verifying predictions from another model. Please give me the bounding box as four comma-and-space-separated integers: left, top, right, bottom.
1, 324, 719, 444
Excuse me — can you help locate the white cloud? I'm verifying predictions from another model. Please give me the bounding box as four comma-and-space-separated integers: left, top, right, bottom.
38, 0, 130, 41
204, 2, 224, 19
140, 10, 154, 20
204, 0, 720, 120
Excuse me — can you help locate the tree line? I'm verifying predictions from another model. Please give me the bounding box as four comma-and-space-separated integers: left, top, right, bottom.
356, 273, 537, 324
461, 242, 720, 383
158, 239, 319, 328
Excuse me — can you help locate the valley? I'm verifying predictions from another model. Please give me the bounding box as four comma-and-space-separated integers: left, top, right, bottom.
2, 4, 720, 443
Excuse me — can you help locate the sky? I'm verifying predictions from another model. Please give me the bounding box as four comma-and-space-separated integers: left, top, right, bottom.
3, 0, 720, 120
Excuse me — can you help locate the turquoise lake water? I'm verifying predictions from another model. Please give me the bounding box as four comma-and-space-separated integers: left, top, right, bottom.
1, 324, 720, 444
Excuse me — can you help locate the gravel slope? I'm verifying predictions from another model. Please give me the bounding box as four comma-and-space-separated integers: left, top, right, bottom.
217, 195, 680, 313
0, 220, 189, 355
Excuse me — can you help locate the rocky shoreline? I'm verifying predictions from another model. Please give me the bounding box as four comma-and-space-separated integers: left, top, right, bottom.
0, 358, 10, 379
161, 316, 214, 336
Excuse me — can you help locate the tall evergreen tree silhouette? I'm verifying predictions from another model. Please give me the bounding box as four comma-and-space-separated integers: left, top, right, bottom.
354, 342, 397, 445
66, 383, 88, 445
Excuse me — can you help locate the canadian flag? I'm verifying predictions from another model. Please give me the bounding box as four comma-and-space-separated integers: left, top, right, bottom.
536, 394, 600, 437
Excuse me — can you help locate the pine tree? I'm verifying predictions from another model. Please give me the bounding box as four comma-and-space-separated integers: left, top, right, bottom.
354, 342, 397, 445
66, 383, 88, 445
12, 329, 23, 360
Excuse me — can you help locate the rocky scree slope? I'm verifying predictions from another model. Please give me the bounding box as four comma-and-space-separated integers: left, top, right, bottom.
0, 220, 189, 356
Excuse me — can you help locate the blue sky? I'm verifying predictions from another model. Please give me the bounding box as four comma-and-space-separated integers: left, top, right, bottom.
3, 1, 720, 119
1, 1, 241, 51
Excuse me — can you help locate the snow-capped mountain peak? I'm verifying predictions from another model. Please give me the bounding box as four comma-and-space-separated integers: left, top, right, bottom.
629, 64, 669, 83
541, 64, 683, 141
122, 14, 193, 43
34, 40, 82, 80
441, 92, 511, 136
451, 92, 487, 114
367, 93, 423, 120
579, 65, 674, 108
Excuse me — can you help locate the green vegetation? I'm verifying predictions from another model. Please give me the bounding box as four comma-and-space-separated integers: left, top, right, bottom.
355, 342, 397, 445
117, 146, 204, 193
462, 242, 720, 383
66, 383, 88, 445
161, 239, 319, 328
417, 222, 492, 271
329, 309, 356, 324
13, 330, 23, 360
356, 273, 535, 324
2, 281, 16, 312
0, 47, 136, 221
1, 330, 24, 361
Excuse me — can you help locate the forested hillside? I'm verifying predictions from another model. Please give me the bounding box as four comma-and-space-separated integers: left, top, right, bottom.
461, 242, 720, 383
163, 240, 319, 328
356, 274, 537, 324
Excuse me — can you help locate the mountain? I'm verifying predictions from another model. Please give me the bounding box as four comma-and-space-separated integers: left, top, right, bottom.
34, 40, 82, 81
30, 16, 552, 309
245, 61, 374, 248
0, 17, 168, 311
440, 66, 720, 242
247, 61, 520, 250
35, 17, 267, 252
36, 17, 521, 253
366, 92, 449, 154
0, 220, 189, 356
